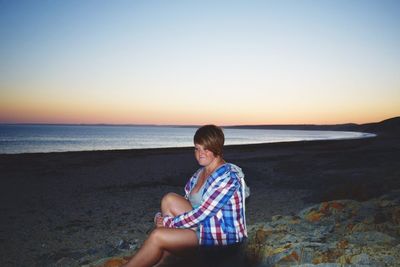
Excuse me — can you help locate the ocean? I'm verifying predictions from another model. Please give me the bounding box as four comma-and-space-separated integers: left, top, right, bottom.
0, 124, 375, 154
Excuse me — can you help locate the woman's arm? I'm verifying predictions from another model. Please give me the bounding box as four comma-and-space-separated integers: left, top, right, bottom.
162, 172, 239, 229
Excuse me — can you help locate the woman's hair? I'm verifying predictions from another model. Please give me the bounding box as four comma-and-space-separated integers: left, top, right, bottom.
194, 125, 225, 156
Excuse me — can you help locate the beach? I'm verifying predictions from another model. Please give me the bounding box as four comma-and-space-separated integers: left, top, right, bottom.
1, 128, 399, 266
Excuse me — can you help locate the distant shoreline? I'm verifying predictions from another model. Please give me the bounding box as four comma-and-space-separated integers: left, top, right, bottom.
0, 132, 377, 156
0, 115, 398, 130
0, 122, 373, 130
0, 131, 376, 156
2, 116, 398, 155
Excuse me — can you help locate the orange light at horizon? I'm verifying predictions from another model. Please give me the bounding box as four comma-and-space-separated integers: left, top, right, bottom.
1, 82, 399, 126
1, 99, 398, 126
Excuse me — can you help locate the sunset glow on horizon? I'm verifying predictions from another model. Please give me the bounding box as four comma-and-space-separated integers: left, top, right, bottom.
1, 1, 399, 126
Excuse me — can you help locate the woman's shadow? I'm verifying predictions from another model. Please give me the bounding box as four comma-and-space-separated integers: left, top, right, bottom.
157, 242, 255, 267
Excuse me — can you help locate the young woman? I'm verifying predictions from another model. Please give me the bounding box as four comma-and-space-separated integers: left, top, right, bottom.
123, 125, 248, 267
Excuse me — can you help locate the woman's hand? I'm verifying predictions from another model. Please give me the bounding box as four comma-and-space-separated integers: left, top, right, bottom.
155, 215, 164, 228
154, 212, 164, 228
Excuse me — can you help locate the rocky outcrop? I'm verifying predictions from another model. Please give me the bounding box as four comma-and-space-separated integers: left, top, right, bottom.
86, 191, 400, 267
246, 191, 400, 266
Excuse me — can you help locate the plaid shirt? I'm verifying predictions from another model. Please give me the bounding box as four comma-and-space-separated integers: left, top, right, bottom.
162, 163, 247, 246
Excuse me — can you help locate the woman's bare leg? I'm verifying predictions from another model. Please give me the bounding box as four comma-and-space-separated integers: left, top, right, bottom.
123, 228, 198, 267
122, 193, 196, 267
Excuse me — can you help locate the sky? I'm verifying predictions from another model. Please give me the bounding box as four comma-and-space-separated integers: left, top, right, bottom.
0, 0, 399, 125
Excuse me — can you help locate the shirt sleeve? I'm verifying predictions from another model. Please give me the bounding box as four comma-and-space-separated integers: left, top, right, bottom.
163, 172, 239, 228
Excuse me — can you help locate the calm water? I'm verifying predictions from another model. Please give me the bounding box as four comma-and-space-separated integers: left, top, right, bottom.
0, 124, 375, 154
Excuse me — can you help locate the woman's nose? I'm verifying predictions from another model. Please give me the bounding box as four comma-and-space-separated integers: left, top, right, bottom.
199, 149, 207, 155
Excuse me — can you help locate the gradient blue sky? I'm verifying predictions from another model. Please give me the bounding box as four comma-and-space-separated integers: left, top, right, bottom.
1, 0, 399, 125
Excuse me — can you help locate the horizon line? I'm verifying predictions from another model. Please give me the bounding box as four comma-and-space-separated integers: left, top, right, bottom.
1, 115, 398, 128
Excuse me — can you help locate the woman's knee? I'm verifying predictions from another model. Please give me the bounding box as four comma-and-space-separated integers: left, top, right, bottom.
161, 192, 192, 217
162, 192, 179, 204
161, 192, 179, 213
147, 228, 165, 248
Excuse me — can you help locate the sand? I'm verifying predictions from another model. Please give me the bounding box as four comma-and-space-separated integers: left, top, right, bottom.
1, 133, 399, 266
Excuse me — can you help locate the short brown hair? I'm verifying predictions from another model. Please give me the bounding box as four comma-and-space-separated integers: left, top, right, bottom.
194, 125, 225, 156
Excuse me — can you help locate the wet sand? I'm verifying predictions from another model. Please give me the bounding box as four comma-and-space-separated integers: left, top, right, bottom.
1, 132, 399, 266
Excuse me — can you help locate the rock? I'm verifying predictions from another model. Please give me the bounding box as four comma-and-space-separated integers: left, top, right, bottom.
347, 231, 397, 246
245, 192, 400, 266
54, 257, 77, 267
392, 207, 400, 225
103, 258, 127, 267
350, 253, 371, 265
116, 239, 130, 250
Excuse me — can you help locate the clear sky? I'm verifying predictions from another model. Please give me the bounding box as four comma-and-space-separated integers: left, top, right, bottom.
1, 0, 399, 125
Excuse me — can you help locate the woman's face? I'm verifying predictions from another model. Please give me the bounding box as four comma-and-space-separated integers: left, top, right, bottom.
194, 143, 217, 167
